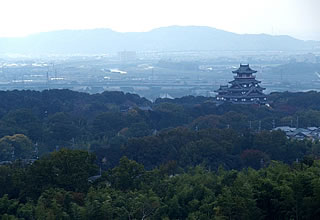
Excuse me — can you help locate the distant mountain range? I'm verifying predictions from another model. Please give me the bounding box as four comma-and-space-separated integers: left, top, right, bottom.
0, 26, 319, 55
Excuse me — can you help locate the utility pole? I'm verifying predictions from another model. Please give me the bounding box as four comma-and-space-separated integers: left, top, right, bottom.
72, 138, 75, 149
46, 66, 50, 90
272, 119, 275, 129
260, 158, 264, 168
258, 120, 261, 132
11, 149, 15, 161
34, 142, 39, 159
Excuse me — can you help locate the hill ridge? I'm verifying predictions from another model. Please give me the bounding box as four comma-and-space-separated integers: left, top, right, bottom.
0, 26, 319, 54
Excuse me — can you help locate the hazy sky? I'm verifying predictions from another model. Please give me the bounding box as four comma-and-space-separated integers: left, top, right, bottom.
0, 0, 319, 40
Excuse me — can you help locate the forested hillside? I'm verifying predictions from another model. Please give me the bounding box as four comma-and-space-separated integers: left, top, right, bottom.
1, 89, 320, 168
1, 89, 320, 219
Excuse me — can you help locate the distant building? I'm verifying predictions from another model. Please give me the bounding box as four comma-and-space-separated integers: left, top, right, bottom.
215, 64, 267, 104
273, 126, 320, 141
118, 51, 137, 62
294, 53, 317, 63
159, 93, 174, 99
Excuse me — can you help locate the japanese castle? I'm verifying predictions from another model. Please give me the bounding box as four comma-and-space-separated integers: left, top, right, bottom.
215, 64, 267, 104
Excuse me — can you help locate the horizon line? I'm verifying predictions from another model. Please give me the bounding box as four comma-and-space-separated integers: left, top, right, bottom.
0, 25, 316, 42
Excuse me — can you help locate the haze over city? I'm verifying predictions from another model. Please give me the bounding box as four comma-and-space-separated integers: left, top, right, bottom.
1, 0, 320, 41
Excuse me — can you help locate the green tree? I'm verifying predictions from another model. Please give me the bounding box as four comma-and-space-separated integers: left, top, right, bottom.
46, 112, 80, 145
0, 109, 43, 141
92, 112, 124, 138
23, 149, 97, 199
35, 188, 75, 220
0, 134, 33, 161
106, 156, 145, 191
0, 195, 19, 217
241, 149, 269, 169
214, 173, 261, 219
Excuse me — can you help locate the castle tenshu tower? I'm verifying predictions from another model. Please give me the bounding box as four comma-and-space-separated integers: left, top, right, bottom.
215, 64, 267, 104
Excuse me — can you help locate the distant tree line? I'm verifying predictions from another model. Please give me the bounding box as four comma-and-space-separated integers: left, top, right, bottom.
1, 89, 320, 169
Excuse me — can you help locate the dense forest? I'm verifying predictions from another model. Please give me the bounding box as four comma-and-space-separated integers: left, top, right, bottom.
1, 89, 320, 219
1, 151, 320, 219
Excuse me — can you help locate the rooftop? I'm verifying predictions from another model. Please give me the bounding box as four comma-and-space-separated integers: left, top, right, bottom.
232, 64, 257, 74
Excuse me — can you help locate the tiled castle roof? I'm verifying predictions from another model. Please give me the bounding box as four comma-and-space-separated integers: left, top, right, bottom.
232, 64, 257, 74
